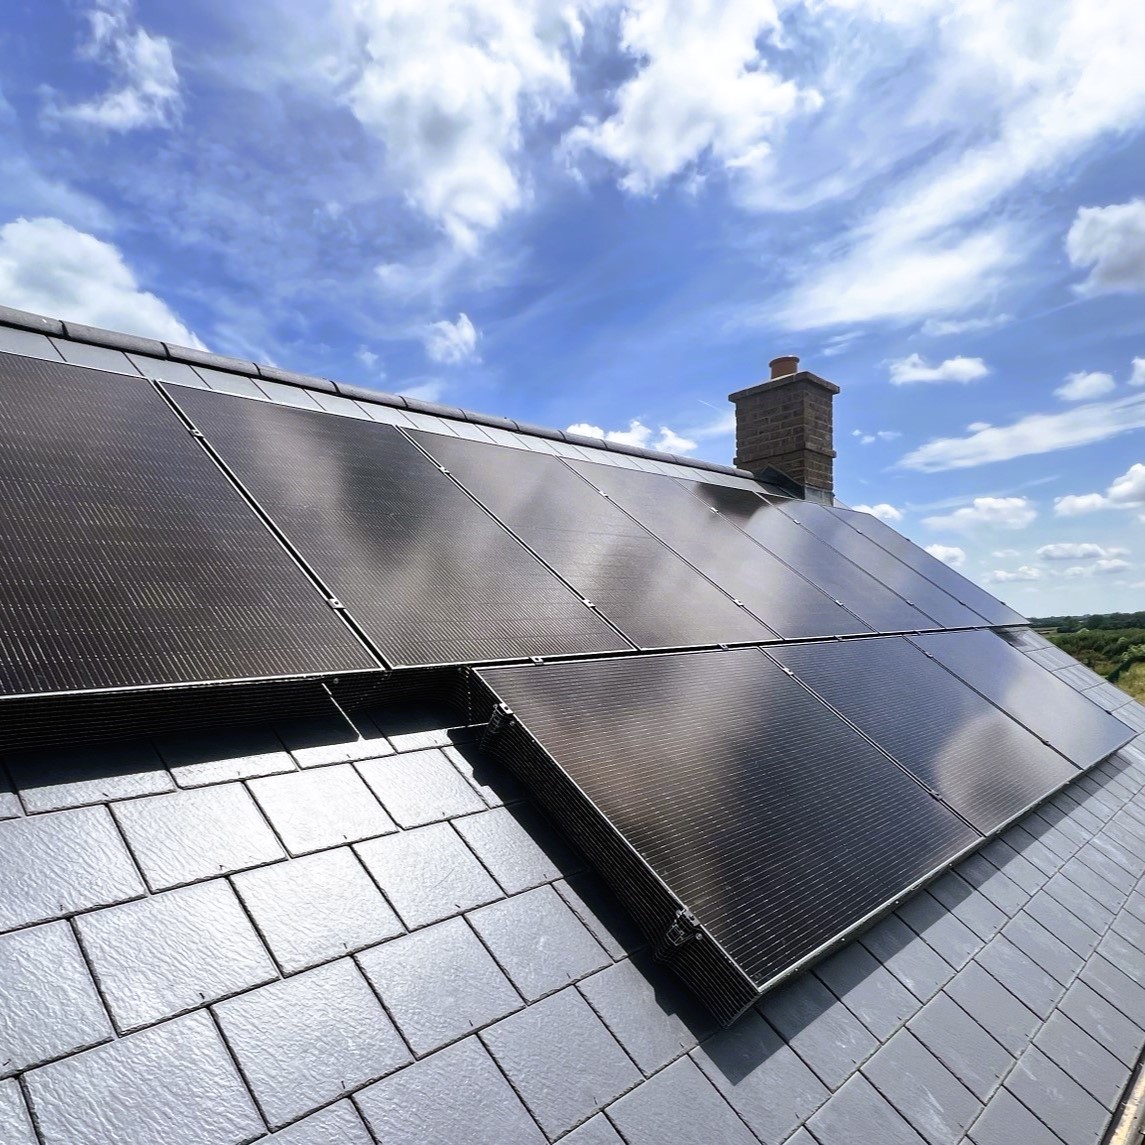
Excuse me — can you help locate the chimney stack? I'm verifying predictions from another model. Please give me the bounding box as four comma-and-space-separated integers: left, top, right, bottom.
728, 355, 839, 498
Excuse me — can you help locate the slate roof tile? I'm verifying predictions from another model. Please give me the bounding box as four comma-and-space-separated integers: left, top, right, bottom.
1005, 1047, 1111, 1145
453, 804, 574, 894
1023, 890, 1102, 959
894, 891, 983, 971
1043, 869, 1118, 933
1034, 1011, 1128, 1110
967, 1089, 1067, 1145
1081, 954, 1145, 1028
274, 712, 392, 769
556, 872, 646, 959
355, 747, 486, 826
907, 991, 1012, 1100
941, 960, 1042, 1055
927, 871, 1009, 942
813, 943, 921, 1040
1060, 980, 1145, 1068
805, 1072, 926, 1145
859, 913, 955, 1002
0, 766, 21, 819
561, 1114, 626, 1144
4, 741, 173, 812
264, 1100, 374, 1144
1001, 912, 1085, 986
974, 935, 1066, 1019
157, 727, 295, 787
0, 1079, 37, 1145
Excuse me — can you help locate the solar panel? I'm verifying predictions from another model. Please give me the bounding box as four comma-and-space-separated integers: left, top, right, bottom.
779, 502, 986, 629
680, 481, 939, 634
911, 630, 1133, 767
475, 648, 978, 1023
831, 506, 1026, 627
769, 639, 1076, 833
169, 386, 628, 667
0, 352, 376, 696
410, 432, 776, 649
563, 460, 872, 639
51, 339, 141, 375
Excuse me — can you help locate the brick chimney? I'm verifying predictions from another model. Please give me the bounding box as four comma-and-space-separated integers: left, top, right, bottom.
728, 355, 839, 497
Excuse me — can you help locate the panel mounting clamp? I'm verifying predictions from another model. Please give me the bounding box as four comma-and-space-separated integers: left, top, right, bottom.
654, 907, 703, 959
481, 702, 516, 749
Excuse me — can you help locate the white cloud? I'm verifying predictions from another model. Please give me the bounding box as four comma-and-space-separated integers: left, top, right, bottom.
899, 391, 1145, 472
966, 421, 991, 432
566, 418, 697, 454
1064, 559, 1131, 577
0, 216, 199, 344
1066, 199, 1145, 295
921, 315, 1010, 336
1054, 462, 1145, 515
1037, 542, 1126, 560
851, 429, 900, 445
46, 0, 180, 132
1054, 370, 1115, 401
987, 566, 1042, 583
423, 313, 479, 364
925, 544, 966, 568
1054, 493, 1111, 516
399, 378, 446, 402
851, 503, 903, 523
1131, 358, 1145, 387
923, 496, 1036, 531
992, 548, 1020, 558
655, 426, 698, 454
356, 346, 382, 372
889, 354, 989, 385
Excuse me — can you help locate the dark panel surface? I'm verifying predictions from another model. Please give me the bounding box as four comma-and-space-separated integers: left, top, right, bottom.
0, 353, 374, 696
170, 386, 626, 667
831, 507, 1026, 627
478, 649, 977, 994
912, 630, 1133, 767
412, 432, 776, 649
564, 461, 871, 639
681, 482, 939, 633
779, 502, 986, 629
769, 639, 1076, 833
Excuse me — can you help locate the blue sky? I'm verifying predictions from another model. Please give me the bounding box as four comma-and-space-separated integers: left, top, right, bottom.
1, 0, 1144, 617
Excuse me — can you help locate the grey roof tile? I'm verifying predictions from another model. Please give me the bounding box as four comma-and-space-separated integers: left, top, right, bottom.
213, 958, 409, 1128
979, 838, 1047, 895
806, 1072, 926, 1145
442, 740, 523, 806
975, 936, 1065, 1019
75, 879, 276, 1031
1060, 981, 1145, 1068
907, 991, 1011, 1100
862, 1028, 980, 1145
453, 804, 571, 893
0, 1080, 37, 1145
606, 1056, 756, 1145
275, 712, 392, 768
1021, 816, 1076, 862
942, 961, 1042, 1055
927, 872, 1008, 942
355, 747, 485, 826
355, 822, 502, 929
859, 914, 955, 1001
758, 966, 878, 1090
579, 955, 713, 1075
692, 1008, 830, 1143
264, 1100, 374, 1144
1037, 803, 1097, 848
113, 784, 284, 891
1034, 1012, 1128, 1110
232, 846, 402, 974
1112, 904, 1145, 950
248, 765, 396, 855
0, 920, 112, 1076
957, 852, 1029, 915
468, 885, 611, 1001
384, 726, 459, 752
0, 768, 20, 819
483, 988, 641, 1138
0, 806, 145, 932
1024, 891, 1101, 958
1081, 955, 1145, 1028
895, 891, 982, 970
4, 741, 172, 812
1006, 1048, 1111, 1145
814, 943, 921, 1040
356, 917, 520, 1055
1075, 842, 1136, 894
355, 1037, 545, 1145
1000, 823, 1062, 877
1096, 929, 1145, 986
556, 872, 646, 959
23, 1010, 262, 1145
52, 339, 141, 373
158, 728, 294, 787
1043, 870, 1117, 933
1059, 857, 1125, 913
561, 1114, 626, 1145
968, 1089, 1066, 1145
1001, 913, 1084, 986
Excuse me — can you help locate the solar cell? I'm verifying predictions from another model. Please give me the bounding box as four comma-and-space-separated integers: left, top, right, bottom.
0, 352, 376, 695
769, 638, 1076, 833
169, 386, 628, 667
912, 630, 1133, 767
563, 460, 872, 639
410, 432, 776, 649
50, 339, 142, 375
476, 648, 978, 1023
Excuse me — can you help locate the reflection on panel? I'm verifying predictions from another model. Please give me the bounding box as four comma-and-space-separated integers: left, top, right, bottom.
0, 352, 375, 695
170, 385, 628, 667
476, 648, 977, 1023
564, 460, 872, 639
410, 432, 776, 649
769, 639, 1075, 833
833, 506, 1026, 627
779, 501, 985, 629
912, 630, 1133, 767
681, 482, 938, 633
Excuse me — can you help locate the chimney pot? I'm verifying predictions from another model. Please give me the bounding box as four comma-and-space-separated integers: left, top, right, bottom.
769, 355, 800, 380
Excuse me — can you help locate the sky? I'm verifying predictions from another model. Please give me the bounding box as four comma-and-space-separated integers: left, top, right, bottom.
1, 0, 1144, 618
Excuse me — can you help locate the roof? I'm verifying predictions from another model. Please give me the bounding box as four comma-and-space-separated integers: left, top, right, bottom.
1, 311, 1144, 1144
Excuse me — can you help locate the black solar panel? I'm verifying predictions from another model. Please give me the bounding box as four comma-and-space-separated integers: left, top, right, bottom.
410, 432, 776, 649
476, 648, 978, 1022
681, 482, 939, 633
564, 461, 872, 639
831, 506, 1026, 627
169, 386, 628, 667
769, 639, 1076, 833
0, 352, 376, 695
779, 502, 986, 629
912, 630, 1133, 767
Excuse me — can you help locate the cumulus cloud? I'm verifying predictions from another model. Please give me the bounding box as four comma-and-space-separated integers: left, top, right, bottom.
1055, 370, 1115, 401
423, 313, 479, 364
851, 503, 903, 523
1131, 358, 1145, 387
1064, 559, 1131, 577
889, 354, 989, 385
925, 544, 966, 568
566, 418, 697, 454
1037, 542, 1126, 560
987, 566, 1042, 583
1054, 462, 1145, 515
923, 496, 1036, 531
45, 0, 180, 132
0, 216, 199, 344
1067, 199, 1145, 295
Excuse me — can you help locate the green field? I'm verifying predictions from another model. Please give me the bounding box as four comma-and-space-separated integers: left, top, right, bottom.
1029, 611, 1145, 705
